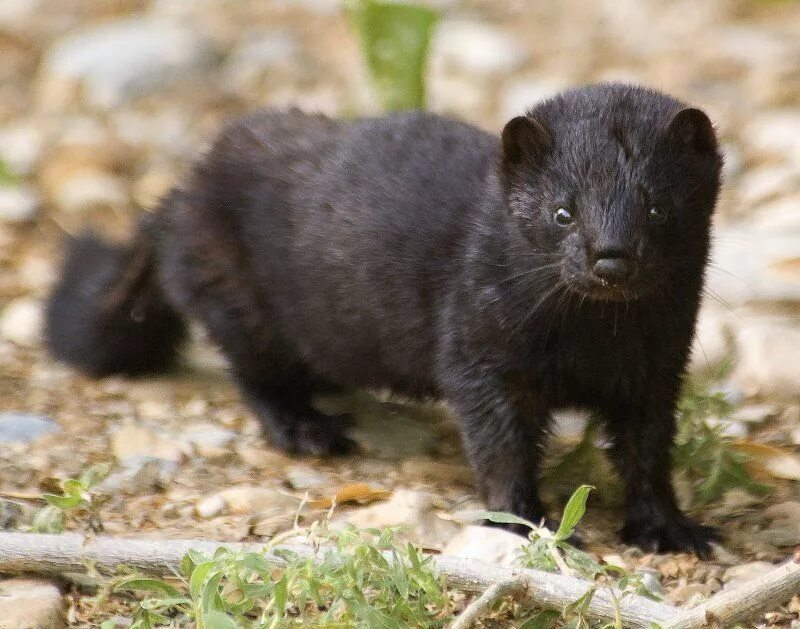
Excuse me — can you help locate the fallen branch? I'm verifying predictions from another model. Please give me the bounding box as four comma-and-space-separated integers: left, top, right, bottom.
450, 576, 529, 629
0, 532, 675, 628
662, 555, 800, 629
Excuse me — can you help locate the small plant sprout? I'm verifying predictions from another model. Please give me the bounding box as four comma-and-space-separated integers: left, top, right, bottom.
31, 463, 110, 533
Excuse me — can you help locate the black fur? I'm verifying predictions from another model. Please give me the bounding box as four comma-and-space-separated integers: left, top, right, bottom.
45, 83, 723, 555
45, 219, 187, 376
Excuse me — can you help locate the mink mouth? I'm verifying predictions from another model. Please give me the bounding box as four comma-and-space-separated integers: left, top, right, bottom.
569, 279, 644, 302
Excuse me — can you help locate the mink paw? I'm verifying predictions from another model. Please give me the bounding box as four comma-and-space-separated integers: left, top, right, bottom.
620, 516, 720, 558
268, 412, 357, 456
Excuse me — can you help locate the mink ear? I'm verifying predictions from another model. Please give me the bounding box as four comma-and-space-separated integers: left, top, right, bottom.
501, 116, 553, 165
667, 108, 717, 154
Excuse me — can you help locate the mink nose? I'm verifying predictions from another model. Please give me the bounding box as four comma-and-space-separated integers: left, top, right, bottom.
592, 255, 635, 284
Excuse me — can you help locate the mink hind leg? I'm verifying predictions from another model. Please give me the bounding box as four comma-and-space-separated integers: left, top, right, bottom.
157, 207, 354, 456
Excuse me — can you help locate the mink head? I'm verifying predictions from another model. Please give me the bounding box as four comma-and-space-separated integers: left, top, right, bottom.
500, 83, 723, 301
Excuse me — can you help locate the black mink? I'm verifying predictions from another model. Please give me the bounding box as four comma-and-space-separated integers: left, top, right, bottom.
45, 83, 723, 555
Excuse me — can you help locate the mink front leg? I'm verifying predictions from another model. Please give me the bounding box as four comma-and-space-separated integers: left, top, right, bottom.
446, 372, 551, 533
603, 398, 719, 557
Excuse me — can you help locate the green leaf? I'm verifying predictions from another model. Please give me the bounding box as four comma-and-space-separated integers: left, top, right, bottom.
200, 572, 225, 613
273, 572, 288, 617
451, 509, 538, 531
42, 493, 84, 509
189, 561, 216, 601
113, 576, 183, 598
519, 609, 562, 629
201, 610, 239, 629
560, 543, 604, 580
555, 485, 593, 541
563, 585, 595, 618
80, 463, 111, 488
348, 0, 438, 111
31, 505, 65, 533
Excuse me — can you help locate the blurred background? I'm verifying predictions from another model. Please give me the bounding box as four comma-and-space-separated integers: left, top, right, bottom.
1, 0, 800, 623
2, 0, 800, 386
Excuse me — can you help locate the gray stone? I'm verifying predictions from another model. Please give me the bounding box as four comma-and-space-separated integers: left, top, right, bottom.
732, 316, 800, 400
197, 486, 299, 518
181, 422, 236, 458
0, 412, 60, 444
432, 20, 527, 76
0, 122, 45, 176
754, 525, 800, 548
0, 577, 64, 628
729, 403, 779, 424
708, 224, 800, 306
442, 525, 527, 566
738, 165, 799, 208
723, 561, 775, 589
340, 489, 459, 549
51, 171, 128, 214
688, 302, 732, 375
99, 456, 178, 495
286, 465, 329, 490
350, 413, 436, 459
0, 298, 43, 347
750, 196, 800, 232
0, 185, 40, 224
39, 17, 213, 109
721, 143, 744, 181
500, 78, 568, 120
223, 31, 299, 91
745, 110, 800, 165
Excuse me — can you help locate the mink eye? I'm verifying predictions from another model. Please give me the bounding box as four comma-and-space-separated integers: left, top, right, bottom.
554, 207, 573, 227
647, 205, 668, 224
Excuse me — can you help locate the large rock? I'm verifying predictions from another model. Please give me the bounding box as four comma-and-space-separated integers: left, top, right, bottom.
709, 221, 800, 306
223, 30, 299, 92
732, 316, 800, 399
744, 110, 800, 166
349, 412, 437, 460
0, 185, 40, 224
196, 486, 299, 519
442, 525, 527, 565
432, 20, 527, 76
341, 489, 459, 550
688, 302, 733, 375
0, 298, 43, 347
0, 122, 45, 176
38, 17, 213, 109
0, 577, 64, 628
500, 78, 568, 120
0, 412, 60, 444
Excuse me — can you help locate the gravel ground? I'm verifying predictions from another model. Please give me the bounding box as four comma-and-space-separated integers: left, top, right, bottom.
1, 0, 800, 626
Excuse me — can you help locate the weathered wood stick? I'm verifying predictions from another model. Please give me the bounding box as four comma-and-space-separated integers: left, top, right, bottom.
662, 555, 800, 629
0, 532, 677, 628
450, 576, 529, 629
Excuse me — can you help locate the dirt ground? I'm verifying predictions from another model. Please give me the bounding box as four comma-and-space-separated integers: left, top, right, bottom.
2, 0, 800, 626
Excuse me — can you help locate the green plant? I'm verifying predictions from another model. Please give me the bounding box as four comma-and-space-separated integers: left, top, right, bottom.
31, 463, 110, 533
542, 383, 770, 510
673, 387, 771, 506
348, 0, 438, 111
466, 485, 661, 629
111, 523, 452, 627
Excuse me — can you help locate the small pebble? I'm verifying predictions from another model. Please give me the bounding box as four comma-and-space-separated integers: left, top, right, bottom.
0, 412, 60, 444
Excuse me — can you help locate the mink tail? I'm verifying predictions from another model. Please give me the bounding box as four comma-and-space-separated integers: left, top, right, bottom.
44, 215, 187, 376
